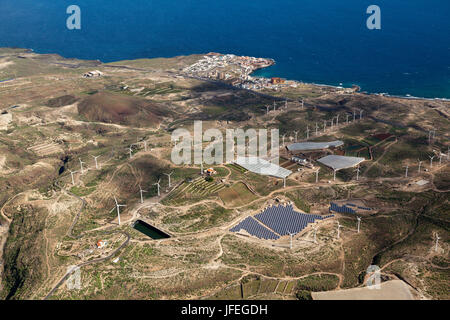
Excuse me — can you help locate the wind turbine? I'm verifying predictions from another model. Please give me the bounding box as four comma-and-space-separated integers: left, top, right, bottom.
138, 184, 148, 204
336, 221, 342, 239
359, 109, 363, 119
110, 196, 126, 225
323, 120, 327, 133
154, 179, 161, 197
266, 105, 269, 114
283, 177, 286, 188
273, 101, 276, 111
200, 162, 204, 175
301, 99, 304, 109
69, 170, 78, 185
357, 216, 361, 233
353, 109, 356, 122
418, 159, 422, 173
315, 168, 320, 183
79, 158, 85, 175
127, 145, 133, 159
164, 171, 174, 188
287, 231, 295, 249
330, 118, 334, 128
336, 114, 340, 126
92, 155, 100, 169
333, 169, 337, 181
282, 134, 286, 147
404, 165, 409, 178
294, 131, 298, 142
429, 154, 435, 168
285, 100, 288, 109
315, 122, 319, 136
439, 154, 443, 165
346, 114, 349, 124
435, 233, 440, 252
355, 166, 361, 181
143, 140, 148, 152
306, 126, 310, 140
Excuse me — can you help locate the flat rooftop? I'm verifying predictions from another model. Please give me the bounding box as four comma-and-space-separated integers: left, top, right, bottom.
234, 156, 292, 179
317, 155, 365, 170
287, 140, 344, 152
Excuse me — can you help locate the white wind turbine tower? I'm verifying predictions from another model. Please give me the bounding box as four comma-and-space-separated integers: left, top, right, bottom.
287, 231, 295, 249
439, 153, 443, 165
404, 165, 409, 178
333, 169, 337, 181
323, 120, 327, 133
306, 126, 310, 140
273, 101, 276, 111
92, 155, 100, 169
283, 177, 286, 188
418, 159, 422, 173
294, 131, 298, 142
154, 179, 161, 197
429, 154, 435, 168
138, 184, 148, 204
330, 118, 334, 128
315, 168, 320, 183
435, 233, 440, 252
353, 109, 356, 121
266, 105, 269, 114
357, 216, 361, 233
315, 122, 319, 136
200, 162, 204, 175
127, 145, 134, 159
143, 140, 148, 152
282, 134, 286, 147
301, 99, 304, 109
336, 114, 339, 126
346, 113, 349, 124
79, 158, 85, 175
285, 100, 288, 109
69, 170, 78, 185
110, 196, 126, 225
359, 109, 363, 120
355, 166, 361, 181
164, 171, 174, 188
336, 221, 342, 239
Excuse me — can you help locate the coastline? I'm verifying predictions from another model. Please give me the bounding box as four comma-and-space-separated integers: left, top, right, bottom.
2, 46, 450, 102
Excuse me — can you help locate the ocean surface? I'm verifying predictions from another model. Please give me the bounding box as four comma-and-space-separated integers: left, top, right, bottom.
0, 0, 449, 98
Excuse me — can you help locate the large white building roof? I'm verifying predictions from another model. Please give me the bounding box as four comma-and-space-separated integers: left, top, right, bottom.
234, 156, 292, 179
287, 140, 344, 152
317, 155, 365, 171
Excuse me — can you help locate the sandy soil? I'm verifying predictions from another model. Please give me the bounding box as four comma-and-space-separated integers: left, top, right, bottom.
312, 280, 415, 300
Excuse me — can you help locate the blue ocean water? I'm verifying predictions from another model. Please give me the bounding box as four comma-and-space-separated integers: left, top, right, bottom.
0, 0, 449, 98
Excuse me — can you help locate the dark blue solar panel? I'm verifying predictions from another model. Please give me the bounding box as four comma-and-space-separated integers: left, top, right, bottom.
230, 217, 280, 240
253, 204, 327, 236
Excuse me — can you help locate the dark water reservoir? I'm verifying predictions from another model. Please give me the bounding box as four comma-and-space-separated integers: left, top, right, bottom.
133, 220, 170, 240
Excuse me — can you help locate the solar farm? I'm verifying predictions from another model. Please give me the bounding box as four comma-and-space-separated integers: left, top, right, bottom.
230, 204, 333, 240
329, 201, 374, 215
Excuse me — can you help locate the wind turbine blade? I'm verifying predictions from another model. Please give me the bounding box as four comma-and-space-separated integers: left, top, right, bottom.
109, 207, 115, 213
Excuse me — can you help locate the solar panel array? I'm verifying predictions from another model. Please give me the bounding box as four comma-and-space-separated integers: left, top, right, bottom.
230, 216, 280, 240
346, 203, 372, 211
254, 204, 327, 236
330, 202, 356, 214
